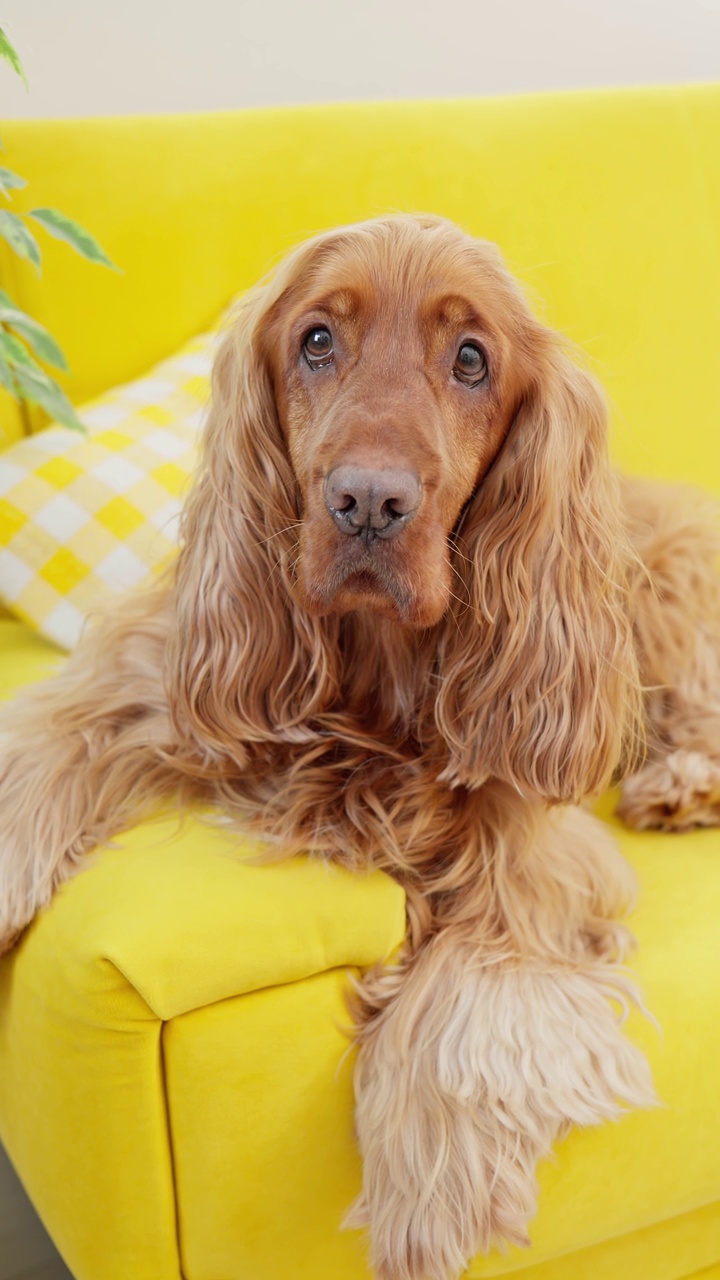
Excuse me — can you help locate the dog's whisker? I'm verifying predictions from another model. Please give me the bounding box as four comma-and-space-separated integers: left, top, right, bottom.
254, 522, 303, 547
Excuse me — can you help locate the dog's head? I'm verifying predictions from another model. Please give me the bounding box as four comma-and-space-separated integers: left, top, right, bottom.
170, 215, 642, 801
259, 216, 529, 628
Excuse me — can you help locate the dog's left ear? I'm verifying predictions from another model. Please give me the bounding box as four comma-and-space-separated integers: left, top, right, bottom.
436, 342, 644, 802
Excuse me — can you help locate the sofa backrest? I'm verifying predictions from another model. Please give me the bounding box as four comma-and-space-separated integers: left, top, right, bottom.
1, 85, 718, 489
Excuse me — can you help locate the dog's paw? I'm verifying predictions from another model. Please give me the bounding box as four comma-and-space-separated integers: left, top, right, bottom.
347, 961, 655, 1280
344, 1102, 534, 1280
618, 749, 720, 831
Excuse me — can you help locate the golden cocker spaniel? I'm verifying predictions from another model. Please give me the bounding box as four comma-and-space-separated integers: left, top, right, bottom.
2, 215, 720, 1280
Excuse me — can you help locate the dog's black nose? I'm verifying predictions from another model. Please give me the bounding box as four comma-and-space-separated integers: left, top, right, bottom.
324, 466, 422, 540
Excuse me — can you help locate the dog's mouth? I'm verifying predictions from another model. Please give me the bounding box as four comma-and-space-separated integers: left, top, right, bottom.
343, 569, 388, 594
311, 555, 416, 618
298, 532, 452, 627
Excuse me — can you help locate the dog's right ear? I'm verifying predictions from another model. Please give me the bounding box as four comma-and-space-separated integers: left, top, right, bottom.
165, 289, 337, 767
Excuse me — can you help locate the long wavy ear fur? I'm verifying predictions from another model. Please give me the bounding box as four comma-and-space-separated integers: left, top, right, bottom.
165, 283, 338, 766
436, 340, 644, 802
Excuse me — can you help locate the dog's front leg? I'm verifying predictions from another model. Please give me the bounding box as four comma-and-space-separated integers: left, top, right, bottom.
0, 597, 184, 953
346, 806, 655, 1280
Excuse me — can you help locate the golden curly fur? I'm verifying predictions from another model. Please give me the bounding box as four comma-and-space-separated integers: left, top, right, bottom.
2, 215, 720, 1280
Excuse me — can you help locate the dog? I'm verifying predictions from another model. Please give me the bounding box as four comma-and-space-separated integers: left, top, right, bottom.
1, 214, 720, 1280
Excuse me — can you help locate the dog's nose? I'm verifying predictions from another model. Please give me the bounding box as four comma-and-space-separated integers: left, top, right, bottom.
324, 466, 422, 540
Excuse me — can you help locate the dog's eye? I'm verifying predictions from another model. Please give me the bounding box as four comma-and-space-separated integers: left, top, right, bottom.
453, 343, 488, 386
303, 326, 334, 368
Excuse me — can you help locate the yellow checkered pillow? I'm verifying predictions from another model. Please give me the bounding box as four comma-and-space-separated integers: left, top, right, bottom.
0, 326, 220, 649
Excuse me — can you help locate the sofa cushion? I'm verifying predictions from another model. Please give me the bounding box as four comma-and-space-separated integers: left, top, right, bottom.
0, 326, 220, 649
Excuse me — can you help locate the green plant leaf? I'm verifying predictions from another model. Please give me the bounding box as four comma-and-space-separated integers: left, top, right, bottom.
0, 166, 27, 199
0, 351, 17, 394
0, 27, 28, 90
0, 330, 84, 430
0, 291, 68, 369
0, 209, 41, 270
0, 306, 68, 370
28, 207, 118, 270
13, 365, 84, 430
0, 327, 39, 369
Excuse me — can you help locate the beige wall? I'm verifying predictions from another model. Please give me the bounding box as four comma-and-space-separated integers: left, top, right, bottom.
1, 0, 719, 120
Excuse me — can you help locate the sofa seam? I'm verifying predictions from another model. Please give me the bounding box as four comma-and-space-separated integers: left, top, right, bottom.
160, 1019, 190, 1280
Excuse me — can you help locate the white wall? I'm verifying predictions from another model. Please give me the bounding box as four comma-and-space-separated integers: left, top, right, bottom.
1, 0, 719, 120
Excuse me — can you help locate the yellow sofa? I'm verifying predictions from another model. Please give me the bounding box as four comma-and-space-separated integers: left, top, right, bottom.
1, 86, 719, 1280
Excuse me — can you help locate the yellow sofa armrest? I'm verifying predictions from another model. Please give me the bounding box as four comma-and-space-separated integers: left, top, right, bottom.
0, 817, 404, 1280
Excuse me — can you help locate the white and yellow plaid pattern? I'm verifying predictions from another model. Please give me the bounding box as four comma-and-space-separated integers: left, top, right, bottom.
0, 327, 221, 650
